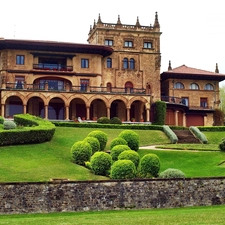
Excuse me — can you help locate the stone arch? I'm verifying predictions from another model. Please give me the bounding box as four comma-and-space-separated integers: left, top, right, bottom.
5, 95, 24, 117
68, 94, 89, 107
45, 93, 68, 106
46, 97, 66, 120
90, 98, 107, 120
88, 95, 109, 108
2, 92, 26, 105
69, 97, 87, 120
25, 92, 47, 106
27, 96, 45, 117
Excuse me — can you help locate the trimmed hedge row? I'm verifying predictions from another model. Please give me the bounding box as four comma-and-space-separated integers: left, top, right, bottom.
0, 114, 55, 146
197, 126, 225, 132
162, 125, 178, 144
189, 126, 208, 144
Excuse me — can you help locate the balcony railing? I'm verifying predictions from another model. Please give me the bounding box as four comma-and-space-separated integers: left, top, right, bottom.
33, 64, 73, 72
161, 96, 187, 105
3, 83, 148, 95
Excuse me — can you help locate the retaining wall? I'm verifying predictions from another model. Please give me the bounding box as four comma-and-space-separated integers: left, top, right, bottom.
0, 177, 225, 214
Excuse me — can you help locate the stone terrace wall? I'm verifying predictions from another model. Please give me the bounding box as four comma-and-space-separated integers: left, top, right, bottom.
0, 177, 225, 214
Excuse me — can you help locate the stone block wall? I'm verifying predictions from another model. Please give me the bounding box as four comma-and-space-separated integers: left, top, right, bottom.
0, 177, 224, 214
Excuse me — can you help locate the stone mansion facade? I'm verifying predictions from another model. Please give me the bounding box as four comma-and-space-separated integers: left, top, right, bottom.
0, 13, 224, 126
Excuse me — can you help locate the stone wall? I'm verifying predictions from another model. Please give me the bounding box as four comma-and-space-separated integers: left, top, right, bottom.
0, 177, 225, 214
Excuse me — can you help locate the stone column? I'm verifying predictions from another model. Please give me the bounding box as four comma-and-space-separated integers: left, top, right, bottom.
23, 105, 27, 114
175, 110, 179, 126
86, 107, 90, 120
107, 107, 110, 119
65, 106, 69, 120
126, 108, 130, 121
44, 105, 48, 119
1, 104, 5, 117
183, 113, 186, 127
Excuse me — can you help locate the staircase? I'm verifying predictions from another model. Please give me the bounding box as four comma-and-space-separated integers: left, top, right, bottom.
173, 130, 200, 143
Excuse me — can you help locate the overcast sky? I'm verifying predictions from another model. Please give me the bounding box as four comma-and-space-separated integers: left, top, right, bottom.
1, 0, 225, 85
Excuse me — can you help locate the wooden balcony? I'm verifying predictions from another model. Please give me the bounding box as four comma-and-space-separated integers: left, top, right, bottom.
33, 64, 73, 72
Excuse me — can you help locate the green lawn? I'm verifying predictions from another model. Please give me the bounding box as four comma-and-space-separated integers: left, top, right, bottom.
0, 127, 225, 182
0, 205, 225, 224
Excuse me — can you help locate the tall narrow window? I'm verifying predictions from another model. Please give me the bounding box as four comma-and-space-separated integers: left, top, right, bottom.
107, 58, 112, 68
200, 98, 208, 108
181, 97, 189, 106
80, 79, 89, 91
123, 58, 129, 69
81, 59, 89, 68
130, 58, 135, 69
15, 76, 25, 89
16, 55, 25, 65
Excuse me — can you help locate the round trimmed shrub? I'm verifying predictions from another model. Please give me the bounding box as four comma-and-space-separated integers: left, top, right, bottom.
140, 153, 160, 178
110, 145, 131, 161
3, 120, 17, 130
118, 130, 140, 151
118, 150, 140, 168
97, 116, 111, 124
71, 140, 92, 165
219, 138, 225, 151
111, 160, 136, 179
110, 137, 127, 150
84, 136, 100, 154
110, 117, 122, 124
159, 168, 186, 179
90, 152, 112, 176
0, 116, 4, 124
87, 130, 108, 151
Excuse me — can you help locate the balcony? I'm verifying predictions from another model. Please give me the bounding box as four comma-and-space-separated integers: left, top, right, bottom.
161, 96, 187, 106
33, 64, 73, 72
3, 82, 148, 96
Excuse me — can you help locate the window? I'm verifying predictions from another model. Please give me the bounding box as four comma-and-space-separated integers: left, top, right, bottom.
125, 81, 133, 93
16, 55, 25, 65
144, 42, 152, 49
15, 76, 25, 89
204, 83, 214, 90
190, 83, 199, 90
181, 97, 189, 106
39, 79, 64, 90
80, 79, 89, 91
106, 58, 112, 68
81, 59, 89, 68
200, 98, 208, 108
174, 82, 184, 89
130, 58, 135, 69
123, 58, 129, 69
124, 41, 133, 48
105, 39, 113, 46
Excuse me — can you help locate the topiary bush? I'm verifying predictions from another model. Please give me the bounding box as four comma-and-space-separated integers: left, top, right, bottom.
110, 117, 122, 124
3, 120, 17, 130
153, 100, 166, 125
71, 140, 92, 165
163, 125, 178, 144
140, 153, 160, 178
189, 126, 208, 144
159, 168, 186, 179
90, 152, 112, 176
87, 130, 108, 151
219, 138, 225, 151
97, 117, 111, 124
110, 160, 136, 179
110, 144, 131, 161
110, 137, 127, 150
84, 136, 100, 155
118, 130, 140, 151
118, 150, 140, 168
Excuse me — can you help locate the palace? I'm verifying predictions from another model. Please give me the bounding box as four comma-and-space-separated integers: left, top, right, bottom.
0, 13, 224, 126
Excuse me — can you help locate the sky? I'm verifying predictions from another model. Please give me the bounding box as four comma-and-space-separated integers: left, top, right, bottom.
1, 0, 225, 85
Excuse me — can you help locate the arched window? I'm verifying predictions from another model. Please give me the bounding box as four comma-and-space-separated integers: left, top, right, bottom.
130, 58, 135, 69
107, 82, 112, 92
174, 82, 184, 89
125, 81, 133, 93
123, 58, 129, 69
204, 83, 214, 90
190, 83, 199, 90
106, 57, 112, 68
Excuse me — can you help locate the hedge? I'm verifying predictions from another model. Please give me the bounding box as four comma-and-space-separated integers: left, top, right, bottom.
189, 126, 208, 144
162, 125, 178, 144
0, 114, 55, 145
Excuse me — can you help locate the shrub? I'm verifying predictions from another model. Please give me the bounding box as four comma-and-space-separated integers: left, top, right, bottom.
213, 108, 224, 126
110, 160, 136, 179
153, 101, 166, 125
0, 116, 4, 124
3, 120, 17, 130
159, 168, 186, 179
140, 153, 160, 178
110, 117, 122, 124
84, 136, 100, 154
97, 117, 111, 124
87, 130, 108, 151
118, 150, 140, 168
110, 145, 131, 161
163, 125, 178, 144
110, 137, 127, 150
219, 138, 225, 151
190, 126, 208, 144
71, 140, 92, 165
90, 152, 112, 176
118, 130, 140, 151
